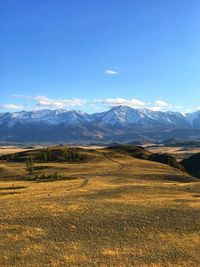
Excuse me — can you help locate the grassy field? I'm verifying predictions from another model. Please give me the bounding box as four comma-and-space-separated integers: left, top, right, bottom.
0, 146, 30, 156
1, 147, 200, 266
147, 145, 200, 161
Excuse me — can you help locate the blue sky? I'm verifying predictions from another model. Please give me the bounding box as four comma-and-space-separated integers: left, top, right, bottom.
1, 0, 200, 113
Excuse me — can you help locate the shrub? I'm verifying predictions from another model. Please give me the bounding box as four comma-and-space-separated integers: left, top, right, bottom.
26, 158, 34, 174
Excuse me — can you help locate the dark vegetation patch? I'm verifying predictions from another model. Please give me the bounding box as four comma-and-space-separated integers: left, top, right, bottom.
33, 166, 50, 171
0, 186, 26, 191
149, 153, 184, 170
28, 172, 62, 181
27, 172, 80, 182
0, 147, 90, 164
107, 145, 151, 160
107, 145, 184, 170
181, 153, 200, 178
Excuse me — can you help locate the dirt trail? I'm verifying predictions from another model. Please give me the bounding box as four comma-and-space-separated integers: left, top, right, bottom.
103, 152, 125, 170
67, 152, 125, 192
80, 177, 89, 188
65, 177, 89, 192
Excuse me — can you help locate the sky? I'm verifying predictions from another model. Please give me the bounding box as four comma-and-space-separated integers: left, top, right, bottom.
1, 0, 200, 113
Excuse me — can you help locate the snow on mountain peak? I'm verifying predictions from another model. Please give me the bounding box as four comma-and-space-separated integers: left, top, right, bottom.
0, 106, 199, 129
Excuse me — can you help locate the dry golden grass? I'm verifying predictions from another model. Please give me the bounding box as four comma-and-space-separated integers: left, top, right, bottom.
147, 145, 200, 161
0, 146, 29, 156
0, 148, 200, 266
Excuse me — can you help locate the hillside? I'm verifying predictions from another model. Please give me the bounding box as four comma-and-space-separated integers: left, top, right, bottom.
181, 153, 200, 178
0, 145, 185, 173
107, 145, 184, 170
0, 146, 200, 266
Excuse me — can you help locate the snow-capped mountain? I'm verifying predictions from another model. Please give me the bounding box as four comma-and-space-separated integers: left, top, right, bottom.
186, 110, 200, 128
92, 106, 189, 128
0, 106, 200, 143
0, 109, 91, 127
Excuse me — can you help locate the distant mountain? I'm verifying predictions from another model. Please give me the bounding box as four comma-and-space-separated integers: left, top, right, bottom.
0, 109, 92, 126
186, 110, 200, 128
0, 106, 200, 143
92, 106, 189, 129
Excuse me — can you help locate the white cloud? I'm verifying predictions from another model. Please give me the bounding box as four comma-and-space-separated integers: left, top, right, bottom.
151, 101, 184, 112
154, 100, 169, 107
149, 100, 169, 111
13, 95, 87, 109
94, 98, 145, 108
2, 104, 24, 110
13, 94, 25, 98
10, 94, 184, 113
14, 95, 146, 109
33, 96, 86, 109
151, 106, 163, 111
105, 69, 118, 75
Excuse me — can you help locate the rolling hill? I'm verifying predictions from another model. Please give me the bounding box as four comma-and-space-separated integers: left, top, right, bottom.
1, 145, 200, 266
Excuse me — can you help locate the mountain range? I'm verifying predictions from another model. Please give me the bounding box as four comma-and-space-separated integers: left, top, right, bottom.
1, 106, 200, 143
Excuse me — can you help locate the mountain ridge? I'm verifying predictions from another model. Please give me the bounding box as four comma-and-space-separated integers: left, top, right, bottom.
0, 106, 200, 143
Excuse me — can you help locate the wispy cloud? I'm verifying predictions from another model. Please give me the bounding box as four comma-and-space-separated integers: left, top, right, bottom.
150, 100, 183, 112
2, 104, 24, 110
14, 95, 86, 109
105, 69, 118, 75
34, 96, 86, 109
5, 95, 185, 112
94, 98, 145, 108
151, 100, 169, 111
154, 100, 169, 107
